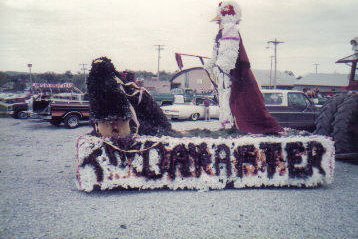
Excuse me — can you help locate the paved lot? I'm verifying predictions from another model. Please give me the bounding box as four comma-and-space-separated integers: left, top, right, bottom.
0, 117, 357, 239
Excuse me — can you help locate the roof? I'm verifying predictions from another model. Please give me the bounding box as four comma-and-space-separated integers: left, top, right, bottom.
253, 69, 297, 86
0, 92, 29, 100
294, 73, 349, 87
170, 68, 350, 88
142, 77, 171, 93
170, 67, 206, 82
261, 89, 302, 94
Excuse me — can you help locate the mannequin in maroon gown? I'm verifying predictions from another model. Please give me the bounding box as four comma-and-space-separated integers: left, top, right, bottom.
230, 35, 283, 134
206, 1, 282, 134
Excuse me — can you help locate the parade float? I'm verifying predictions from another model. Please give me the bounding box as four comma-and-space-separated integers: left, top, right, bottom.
75, 1, 335, 192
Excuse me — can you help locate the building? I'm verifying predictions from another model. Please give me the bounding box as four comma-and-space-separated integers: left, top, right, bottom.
142, 77, 171, 93
170, 67, 214, 93
254, 69, 297, 89
293, 73, 349, 93
149, 66, 350, 95
171, 68, 298, 91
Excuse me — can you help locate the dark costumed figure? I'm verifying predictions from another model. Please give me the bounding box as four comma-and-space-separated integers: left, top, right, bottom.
87, 57, 173, 138
205, 1, 282, 134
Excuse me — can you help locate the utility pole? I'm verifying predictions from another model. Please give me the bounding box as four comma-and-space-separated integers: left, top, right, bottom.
267, 39, 284, 89
313, 63, 319, 74
154, 44, 165, 80
79, 63, 88, 83
269, 56, 274, 88
27, 63, 33, 87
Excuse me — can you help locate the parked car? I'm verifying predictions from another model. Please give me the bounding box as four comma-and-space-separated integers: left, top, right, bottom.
310, 96, 329, 108
161, 96, 219, 121
0, 93, 31, 119
262, 89, 318, 131
151, 88, 210, 106
162, 89, 318, 131
150, 91, 175, 106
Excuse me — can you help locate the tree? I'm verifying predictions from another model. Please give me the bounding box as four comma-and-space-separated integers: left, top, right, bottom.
13, 78, 27, 91
64, 71, 74, 79
0, 72, 9, 87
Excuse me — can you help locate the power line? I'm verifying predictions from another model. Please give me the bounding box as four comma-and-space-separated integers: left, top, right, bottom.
267, 39, 284, 89
154, 44, 165, 80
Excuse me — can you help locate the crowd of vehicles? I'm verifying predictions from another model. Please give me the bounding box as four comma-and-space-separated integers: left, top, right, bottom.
2, 87, 321, 131
162, 89, 318, 131
1, 84, 356, 160
151, 88, 211, 106
0, 83, 89, 128
1, 37, 356, 158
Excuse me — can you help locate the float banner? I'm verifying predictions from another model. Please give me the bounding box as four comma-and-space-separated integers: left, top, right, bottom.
76, 135, 335, 192
32, 83, 74, 89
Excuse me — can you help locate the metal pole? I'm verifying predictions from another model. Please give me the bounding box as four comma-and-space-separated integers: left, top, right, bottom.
154, 45, 164, 80
350, 61, 357, 82
83, 67, 87, 83
314, 63, 319, 74
27, 63, 33, 91
79, 63, 87, 85
267, 39, 284, 89
157, 49, 160, 81
274, 40, 277, 89
269, 56, 274, 88
29, 67, 32, 84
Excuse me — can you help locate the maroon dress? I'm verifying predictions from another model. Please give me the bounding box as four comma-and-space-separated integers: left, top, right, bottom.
229, 35, 283, 134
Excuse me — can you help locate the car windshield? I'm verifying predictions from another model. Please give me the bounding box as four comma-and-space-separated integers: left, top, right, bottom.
288, 92, 310, 108
263, 93, 283, 105
195, 98, 205, 105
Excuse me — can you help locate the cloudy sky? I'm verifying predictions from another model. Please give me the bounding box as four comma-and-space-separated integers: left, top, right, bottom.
0, 0, 357, 76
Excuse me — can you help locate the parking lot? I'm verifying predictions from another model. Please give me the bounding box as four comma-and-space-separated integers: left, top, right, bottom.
0, 117, 357, 239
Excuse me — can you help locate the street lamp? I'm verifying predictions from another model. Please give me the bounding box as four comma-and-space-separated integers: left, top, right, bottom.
27, 63, 33, 87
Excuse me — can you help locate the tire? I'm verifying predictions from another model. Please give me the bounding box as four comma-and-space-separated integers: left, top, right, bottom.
50, 119, 62, 126
332, 94, 358, 154
64, 114, 80, 129
17, 111, 28, 119
314, 95, 346, 136
190, 113, 200, 121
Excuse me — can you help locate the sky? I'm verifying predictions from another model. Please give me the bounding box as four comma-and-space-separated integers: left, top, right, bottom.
0, 0, 357, 76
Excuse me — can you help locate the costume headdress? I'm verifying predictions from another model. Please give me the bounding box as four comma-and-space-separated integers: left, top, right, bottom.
211, 1, 242, 24
87, 57, 132, 122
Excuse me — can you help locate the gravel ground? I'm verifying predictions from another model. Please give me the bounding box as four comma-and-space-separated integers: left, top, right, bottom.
0, 117, 357, 239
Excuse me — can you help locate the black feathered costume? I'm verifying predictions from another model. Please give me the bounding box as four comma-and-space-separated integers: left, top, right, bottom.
87, 57, 132, 122
117, 71, 173, 136
87, 57, 173, 136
